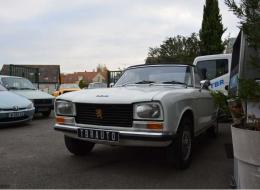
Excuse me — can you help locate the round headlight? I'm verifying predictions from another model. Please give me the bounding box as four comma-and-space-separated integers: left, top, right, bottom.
136, 103, 161, 119
55, 101, 75, 116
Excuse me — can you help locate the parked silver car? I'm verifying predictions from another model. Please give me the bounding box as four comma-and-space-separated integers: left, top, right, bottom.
54, 64, 218, 169
0, 84, 35, 125
0, 75, 54, 117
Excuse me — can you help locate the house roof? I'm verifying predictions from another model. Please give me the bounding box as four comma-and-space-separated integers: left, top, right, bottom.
61, 71, 108, 84
0, 64, 60, 83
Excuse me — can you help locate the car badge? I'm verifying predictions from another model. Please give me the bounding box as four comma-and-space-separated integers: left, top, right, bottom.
96, 95, 109, 97
13, 106, 19, 111
96, 109, 103, 119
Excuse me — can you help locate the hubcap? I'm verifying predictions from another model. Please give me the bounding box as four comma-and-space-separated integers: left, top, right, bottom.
182, 130, 191, 161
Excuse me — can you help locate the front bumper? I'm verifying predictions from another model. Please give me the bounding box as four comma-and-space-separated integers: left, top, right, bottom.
54, 124, 175, 147
0, 108, 35, 126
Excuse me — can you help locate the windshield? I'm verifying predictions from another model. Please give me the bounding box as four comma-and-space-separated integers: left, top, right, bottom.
60, 84, 79, 89
115, 66, 192, 87
1, 77, 36, 90
0, 84, 6, 91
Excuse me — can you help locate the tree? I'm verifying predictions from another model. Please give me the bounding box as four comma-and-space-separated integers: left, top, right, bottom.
79, 79, 88, 89
225, 0, 260, 50
199, 0, 226, 55
145, 33, 200, 64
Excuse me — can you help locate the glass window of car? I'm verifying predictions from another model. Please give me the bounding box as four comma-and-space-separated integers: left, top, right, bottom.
115, 65, 193, 87
196, 59, 228, 80
60, 84, 79, 89
0, 84, 6, 91
1, 77, 36, 90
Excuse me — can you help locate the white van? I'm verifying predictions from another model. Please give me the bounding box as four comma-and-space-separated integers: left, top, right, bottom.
193, 54, 232, 94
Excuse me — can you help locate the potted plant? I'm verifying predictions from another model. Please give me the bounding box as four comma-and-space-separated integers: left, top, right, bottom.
225, 0, 260, 188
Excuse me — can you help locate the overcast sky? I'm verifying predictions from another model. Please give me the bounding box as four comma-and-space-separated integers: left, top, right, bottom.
0, 0, 239, 73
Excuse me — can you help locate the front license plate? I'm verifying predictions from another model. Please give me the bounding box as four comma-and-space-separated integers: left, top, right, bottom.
8, 112, 25, 118
77, 128, 119, 142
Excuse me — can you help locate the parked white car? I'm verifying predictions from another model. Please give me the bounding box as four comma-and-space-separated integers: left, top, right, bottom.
0, 75, 54, 117
54, 64, 218, 169
0, 84, 35, 125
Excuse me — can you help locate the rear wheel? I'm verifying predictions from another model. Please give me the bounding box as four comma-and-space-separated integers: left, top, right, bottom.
168, 118, 193, 170
207, 119, 219, 138
207, 112, 219, 138
64, 136, 95, 156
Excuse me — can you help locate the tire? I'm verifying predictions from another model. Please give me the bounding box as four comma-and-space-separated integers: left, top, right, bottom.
64, 135, 95, 156
42, 109, 51, 117
168, 118, 193, 170
207, 112, 219, 138
207, 119, 219, 138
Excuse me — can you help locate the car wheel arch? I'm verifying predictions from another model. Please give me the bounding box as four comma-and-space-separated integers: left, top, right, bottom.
176, 109, 194, 138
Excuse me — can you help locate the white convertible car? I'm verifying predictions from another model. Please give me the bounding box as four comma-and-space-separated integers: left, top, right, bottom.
54, 64, 218, 169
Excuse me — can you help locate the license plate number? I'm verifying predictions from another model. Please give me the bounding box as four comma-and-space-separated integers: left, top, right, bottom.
77, 128, 119, 142
8, 112, 25, 118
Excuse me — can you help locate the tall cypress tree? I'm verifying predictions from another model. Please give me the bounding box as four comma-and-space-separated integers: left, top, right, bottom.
199, 0, 226, 55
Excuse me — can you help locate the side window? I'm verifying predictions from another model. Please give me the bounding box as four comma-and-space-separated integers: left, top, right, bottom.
194, 67, 202, 88
196, 59, 228, 80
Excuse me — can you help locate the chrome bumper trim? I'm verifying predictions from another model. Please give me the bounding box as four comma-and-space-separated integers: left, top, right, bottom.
54, 124, 174, 141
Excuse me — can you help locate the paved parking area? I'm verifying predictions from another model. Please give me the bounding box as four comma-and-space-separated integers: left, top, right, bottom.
0, 112, 233, 189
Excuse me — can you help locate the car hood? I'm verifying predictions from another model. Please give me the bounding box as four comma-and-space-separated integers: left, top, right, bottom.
0, 91, 32, 109
57, 85, 186, 104
10, 90, 54, 100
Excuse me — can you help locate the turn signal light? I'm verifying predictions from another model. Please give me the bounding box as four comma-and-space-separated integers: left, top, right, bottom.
147, 123, 163, 129
56, 116, 65, 124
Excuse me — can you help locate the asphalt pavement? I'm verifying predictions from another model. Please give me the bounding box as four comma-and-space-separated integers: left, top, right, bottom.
0, 112, 233, 189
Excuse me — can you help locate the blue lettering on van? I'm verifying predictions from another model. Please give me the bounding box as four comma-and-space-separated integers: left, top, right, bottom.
211, 79, 224, 88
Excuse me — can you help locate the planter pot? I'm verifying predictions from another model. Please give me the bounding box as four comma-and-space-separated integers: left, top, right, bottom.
231, 125, 260, 189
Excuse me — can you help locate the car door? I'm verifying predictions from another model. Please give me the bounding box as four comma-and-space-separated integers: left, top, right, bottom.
193, 67, 216, 133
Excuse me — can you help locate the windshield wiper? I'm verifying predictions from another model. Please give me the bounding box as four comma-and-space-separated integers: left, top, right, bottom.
135, 80, 155, 84
162, 80, 188, 87
117, 80, 155, 87
20, 87, 35, 90
7, 87, 19, 90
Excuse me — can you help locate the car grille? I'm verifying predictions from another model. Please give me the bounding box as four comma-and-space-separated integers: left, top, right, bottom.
1, 107, 27, 111
33, 99, 52, 105
75, 103, 133, 127
0, 116, 29, 123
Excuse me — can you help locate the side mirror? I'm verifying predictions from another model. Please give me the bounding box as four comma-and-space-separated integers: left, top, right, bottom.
200, 80, 211, 90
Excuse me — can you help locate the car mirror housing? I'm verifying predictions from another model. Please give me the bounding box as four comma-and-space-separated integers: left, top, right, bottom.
200, 80, 211, 90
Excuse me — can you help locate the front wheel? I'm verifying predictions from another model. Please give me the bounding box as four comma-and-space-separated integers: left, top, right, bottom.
168, 119, 193, 170
64, 136, 95, 156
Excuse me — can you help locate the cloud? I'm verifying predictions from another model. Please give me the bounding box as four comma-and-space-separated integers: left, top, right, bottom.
0, 0, 240, 73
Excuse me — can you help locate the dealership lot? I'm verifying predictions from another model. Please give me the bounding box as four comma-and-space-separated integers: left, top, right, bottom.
0, 112, 233, 189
